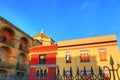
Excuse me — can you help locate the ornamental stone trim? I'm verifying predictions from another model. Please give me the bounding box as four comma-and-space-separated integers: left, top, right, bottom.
30, 64, 57, 68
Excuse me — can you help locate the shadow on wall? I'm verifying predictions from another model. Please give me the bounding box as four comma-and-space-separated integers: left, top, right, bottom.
57, 55, 120, 80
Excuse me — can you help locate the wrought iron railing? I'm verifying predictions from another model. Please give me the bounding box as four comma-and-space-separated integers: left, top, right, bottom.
0, 56, 120, 80
55, 55, 120, 80
16, 63, 28, 71
0, 61, 27, 72
0, 75, 29, 80
0, 61, 15, 69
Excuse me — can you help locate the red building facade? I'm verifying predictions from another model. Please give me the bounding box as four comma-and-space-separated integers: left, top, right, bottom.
30, 45, 57, 79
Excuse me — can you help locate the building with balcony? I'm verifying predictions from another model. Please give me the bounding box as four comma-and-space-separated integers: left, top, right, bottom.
57, 34, 120, 80
0, 16, 41, 76
1, 16, 120, 80
30, 30, 57, 79
30, 30, 120, 80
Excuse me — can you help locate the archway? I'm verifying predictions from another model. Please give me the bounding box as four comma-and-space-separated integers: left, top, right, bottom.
19, 37, 29, 52
18, 53, 27, 65
0, 27, 15, 46
0, 46, 12, 63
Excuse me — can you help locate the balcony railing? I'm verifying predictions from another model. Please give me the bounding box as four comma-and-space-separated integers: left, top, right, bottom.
0, 61, 15, 69
16, 64, 28, 71
19, 46, 29, 53
0, 61, 28, 71
0, 37, 15, 47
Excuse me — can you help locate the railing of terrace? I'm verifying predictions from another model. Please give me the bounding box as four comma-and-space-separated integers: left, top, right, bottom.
0, 56, 120, 80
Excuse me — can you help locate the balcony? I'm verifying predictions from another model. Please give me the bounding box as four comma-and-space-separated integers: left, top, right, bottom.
19, 46, 29, 53
0, 61, 15, 69
0, 60, 28, 71
16, 63, 28, 71
0, 37, 15, 47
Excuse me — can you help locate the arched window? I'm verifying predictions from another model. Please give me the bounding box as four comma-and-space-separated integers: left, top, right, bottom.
2, 36, 6, 43
19, 37, 29, 52
44, 69, 47, 77
18, 53, 27, 65
40, 69, 43, 77
36, 69, 40, 78
0, 27, 15, 47
39, 68, 47, 78
0, 46, 12, 63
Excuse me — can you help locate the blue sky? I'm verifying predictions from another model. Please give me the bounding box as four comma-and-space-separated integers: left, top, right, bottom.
0, 0, 120, 45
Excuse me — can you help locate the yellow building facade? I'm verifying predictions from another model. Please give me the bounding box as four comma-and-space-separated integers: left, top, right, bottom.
57, 35, 120, 79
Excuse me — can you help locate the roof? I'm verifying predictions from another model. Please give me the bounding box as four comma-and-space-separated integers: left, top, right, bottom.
30, 44, 57, 52
32, 29, 55, 42
33, 32, 50, 39
58, 34, 117, 47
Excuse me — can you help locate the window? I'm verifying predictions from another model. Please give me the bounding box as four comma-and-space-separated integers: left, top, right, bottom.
39, 55, 46, 64
99, 49, 107, 61
80, 50, 90, 62
36, 69, 39, 78
2, 36, 6, 43
66, 71, 70, 75
40, 68, 47, 78
65, 52, 71, 63
43, 69, 47, 77
36, 68, 47, 78
81, 71, 92, 79
16, 62, 20, 70
19, 44, 23, 50
65, 71, 72, 80
102, 70, 110, 80
40, 69, 43, 77
16, 72, 24, 77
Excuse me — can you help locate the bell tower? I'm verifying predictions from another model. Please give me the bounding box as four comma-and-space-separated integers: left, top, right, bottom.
32, 27, 55, 46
